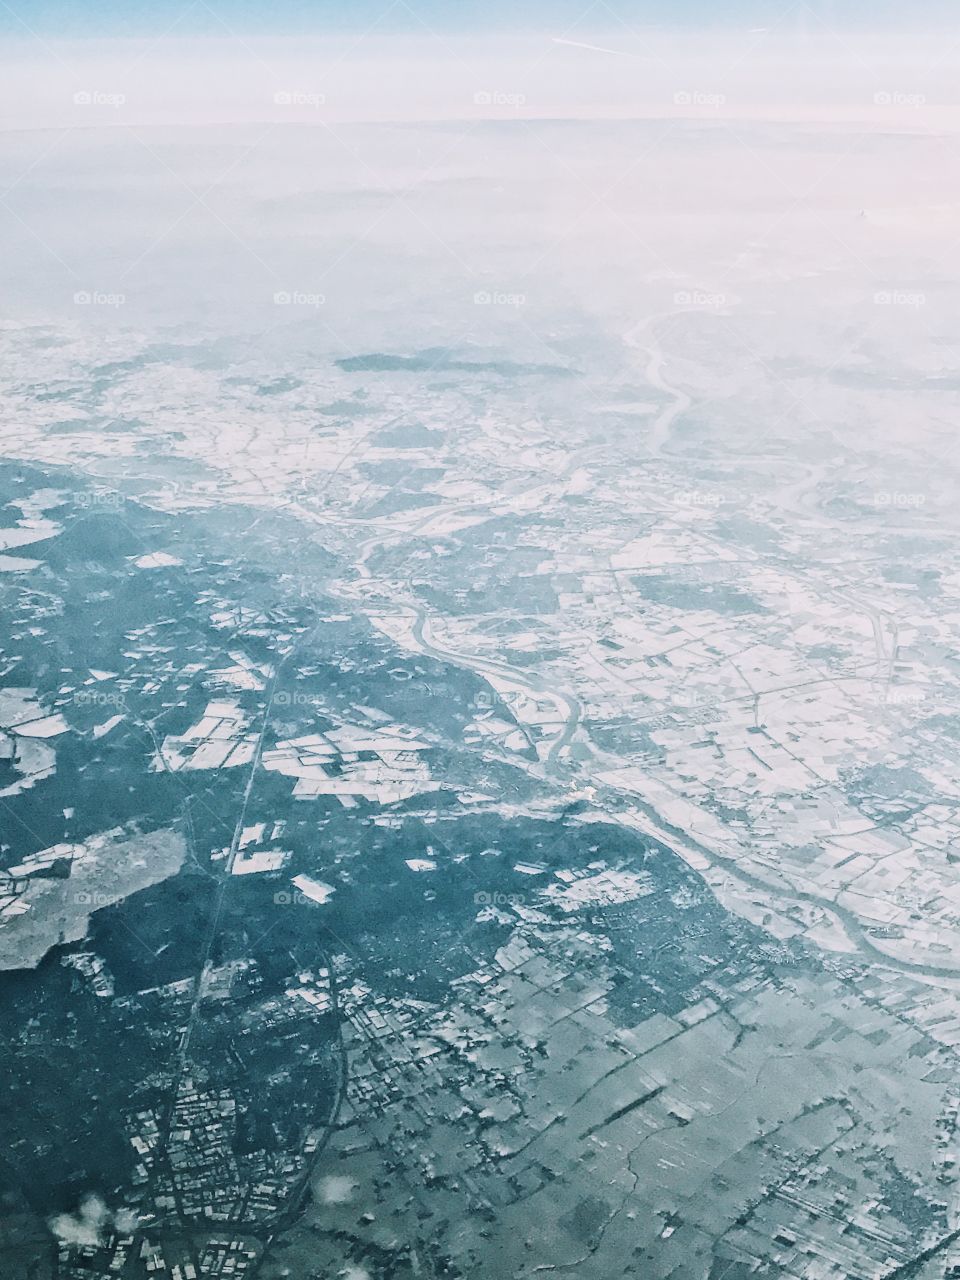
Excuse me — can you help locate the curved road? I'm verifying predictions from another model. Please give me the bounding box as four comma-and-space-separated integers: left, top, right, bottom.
408, 605, 581, 772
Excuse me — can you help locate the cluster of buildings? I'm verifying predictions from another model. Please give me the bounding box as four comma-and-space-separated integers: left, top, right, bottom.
293, 878, 960, 1279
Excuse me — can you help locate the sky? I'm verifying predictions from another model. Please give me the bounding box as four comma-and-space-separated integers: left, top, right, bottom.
2, 0, 959, 133
0, 0, 957, 38
3, 24, 960, 134
1, 0, 958, 336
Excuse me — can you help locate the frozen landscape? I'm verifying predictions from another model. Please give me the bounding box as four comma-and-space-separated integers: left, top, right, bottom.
3, 7, 960, 1279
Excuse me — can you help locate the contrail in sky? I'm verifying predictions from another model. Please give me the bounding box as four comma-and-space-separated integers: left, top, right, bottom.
552, 36, 631, 56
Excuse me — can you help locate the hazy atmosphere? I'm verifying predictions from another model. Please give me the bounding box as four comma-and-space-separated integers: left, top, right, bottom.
2, 4, 960, 1279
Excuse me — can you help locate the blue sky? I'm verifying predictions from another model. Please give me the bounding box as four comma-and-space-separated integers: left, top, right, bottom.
0, 0, 950, 38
